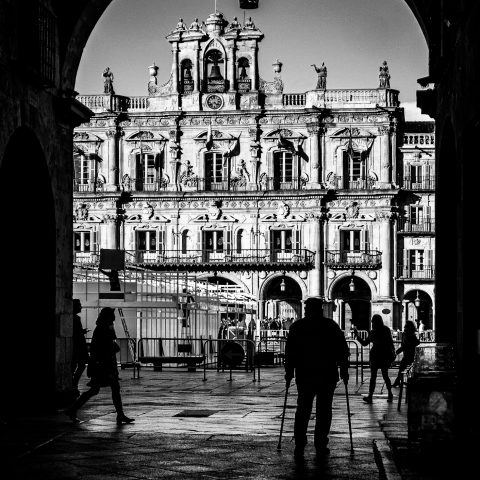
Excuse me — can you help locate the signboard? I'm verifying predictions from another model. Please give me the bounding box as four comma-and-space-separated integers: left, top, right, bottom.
99, 249, 125, 270
220, 341, 245, 367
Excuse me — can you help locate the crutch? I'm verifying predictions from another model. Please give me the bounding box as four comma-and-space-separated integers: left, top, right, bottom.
344, 379, 354, 454
277, 380, 290, 451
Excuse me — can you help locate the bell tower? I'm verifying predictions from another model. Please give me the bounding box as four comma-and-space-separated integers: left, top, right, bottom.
157, 11, 264, 112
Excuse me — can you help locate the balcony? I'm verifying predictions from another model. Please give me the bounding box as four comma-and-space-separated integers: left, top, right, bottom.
402, 176, 435, 191
73, 181, 104, 193
397, 265, 435, 280
123, 178, 168, 192
325, 250, 382, 269
129, 249, 315, 272
397, 218, 435, 234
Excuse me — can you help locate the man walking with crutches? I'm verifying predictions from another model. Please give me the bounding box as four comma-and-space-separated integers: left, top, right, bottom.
284, 297, 350, 460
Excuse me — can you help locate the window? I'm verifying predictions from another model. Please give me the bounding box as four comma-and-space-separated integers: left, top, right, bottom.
204, 230, 224, 252
136, 153, 157, 191
343, 150, 364, 188
236, 229, 244, 254
273, 151, 294, 189
410, 206, 424, 225
181, 230, 189, 254
205, 152, 226, 190
74, 154, 96, 190
74, 232, 91, 252
409, 249, 425, 271
410, 164, 422, 184
341, 230, 361, 251
137, 231, 157, 252
271, 230, 293, 253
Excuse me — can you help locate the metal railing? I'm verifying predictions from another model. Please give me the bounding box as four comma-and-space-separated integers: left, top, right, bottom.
397, 218, 435, 233
402, 176, 435, 190
397, 265, 435, 279
325, 250, 382, 269
128, 249, 315, 271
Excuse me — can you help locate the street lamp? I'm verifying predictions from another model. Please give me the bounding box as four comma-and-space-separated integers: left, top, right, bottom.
349, 278, 355, 292
280, 273, 286, 292
414, 290, 421, 308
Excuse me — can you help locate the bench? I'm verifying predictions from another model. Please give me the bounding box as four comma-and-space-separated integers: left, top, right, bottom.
138, 340, 205, 372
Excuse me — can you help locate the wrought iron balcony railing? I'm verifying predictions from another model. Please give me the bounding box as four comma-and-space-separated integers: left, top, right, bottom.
397, 218, 435, 234
397, 265, 435, 279
73, 181, 104, 193
325, 250, 382, 269
402, 176, 435, 190
74, 249, 315, 272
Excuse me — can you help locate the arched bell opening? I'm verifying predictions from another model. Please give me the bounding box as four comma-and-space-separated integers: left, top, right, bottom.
205, 49, 226, 93
237, 57, 251, 92
181, 59, 194, 94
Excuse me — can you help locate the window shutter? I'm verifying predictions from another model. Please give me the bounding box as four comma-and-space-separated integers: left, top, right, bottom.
159, 229, 165, 253
363, 229, 369, 252
403, 249, 409, 277
226, 230, 232, 254
198, 229, 202, 251
267, 151, 273, 179
334, 227, 340, 250
294, 230, 300, 253
93, 230, 98, 254
74, 156, 81, 185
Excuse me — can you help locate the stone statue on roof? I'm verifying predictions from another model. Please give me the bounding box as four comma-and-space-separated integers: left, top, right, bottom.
379, 60, 391, 88
102, 67, 115, 94
189, 18, 200, 31
311, 62, 327, 90
228, 16, 241, 30
244, 17, 255, 29
175, 18, 187, 31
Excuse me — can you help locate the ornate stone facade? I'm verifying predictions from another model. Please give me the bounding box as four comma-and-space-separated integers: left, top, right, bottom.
74, 11, 435, 334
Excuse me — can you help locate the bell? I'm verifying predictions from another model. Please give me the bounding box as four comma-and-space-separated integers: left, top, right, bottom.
209, 64, 223, 80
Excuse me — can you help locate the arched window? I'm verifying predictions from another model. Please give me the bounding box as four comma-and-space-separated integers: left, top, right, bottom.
205, 152, 227, 190
135, 153, 157, 191
236, 229, 244, 253
205, 49, 225, 93
181, 230, 189, 254
273, 151, 294, 190
181, 59, 194, 93
343, 150, 364, 189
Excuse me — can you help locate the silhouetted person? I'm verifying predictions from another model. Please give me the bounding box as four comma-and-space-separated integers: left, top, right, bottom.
285, 297, 349, 459
71, 299, 89, 396
392, 320, 420, 387
353, 314, 395, 403
64, 307, 134, 425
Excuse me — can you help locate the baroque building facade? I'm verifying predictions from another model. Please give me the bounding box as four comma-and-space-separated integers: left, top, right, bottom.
73, 11, 435, 337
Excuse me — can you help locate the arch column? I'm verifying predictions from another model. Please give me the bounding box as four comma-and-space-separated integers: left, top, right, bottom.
193, 42, 200, 93
103, 216, 117, 250
391, 120, 398, 186
378, 214, 392, 298
380, 126, 391, 185
228, 43, 236, 92
309, 215, 322, 297
402, 299, 409, 328
251, 44, 258, 91
106, 129, 118, 191
306, 122, 322, 185
171, 42, 179, 94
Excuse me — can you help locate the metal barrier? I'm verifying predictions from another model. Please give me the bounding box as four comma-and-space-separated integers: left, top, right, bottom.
256, 337, 287, 367
202, 338, 259, 382
346, 340, 360, 384
136, 337, 207, 377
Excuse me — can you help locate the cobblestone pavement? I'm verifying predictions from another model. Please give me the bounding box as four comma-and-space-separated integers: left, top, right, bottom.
0, 366, 438, 479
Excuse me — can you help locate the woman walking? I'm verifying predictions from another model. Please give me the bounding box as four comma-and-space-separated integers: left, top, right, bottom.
392, 320, 420, 387
65, 307, 134, 425
353, 314, 395, 403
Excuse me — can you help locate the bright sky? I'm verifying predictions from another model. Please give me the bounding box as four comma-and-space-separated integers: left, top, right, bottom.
76, 0, 432, 120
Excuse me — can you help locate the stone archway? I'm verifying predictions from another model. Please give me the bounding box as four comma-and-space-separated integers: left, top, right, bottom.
0, 127, 56, 413
331, 275, 372, 332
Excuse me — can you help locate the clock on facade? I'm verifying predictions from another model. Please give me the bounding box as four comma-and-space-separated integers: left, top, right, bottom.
206, 94, 223, 110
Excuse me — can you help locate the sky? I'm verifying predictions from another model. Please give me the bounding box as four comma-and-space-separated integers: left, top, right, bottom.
76, 0, 432, 121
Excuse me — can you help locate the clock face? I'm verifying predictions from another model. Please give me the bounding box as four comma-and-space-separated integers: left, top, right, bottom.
206, 94, 223, 110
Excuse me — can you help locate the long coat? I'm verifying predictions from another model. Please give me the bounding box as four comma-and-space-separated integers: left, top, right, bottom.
87, 324, 119, 387
285, 316, 349, 384
359, 325, 395, 369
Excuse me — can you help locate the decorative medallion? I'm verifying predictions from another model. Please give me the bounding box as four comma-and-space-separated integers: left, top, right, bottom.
206, 94, 223, 110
